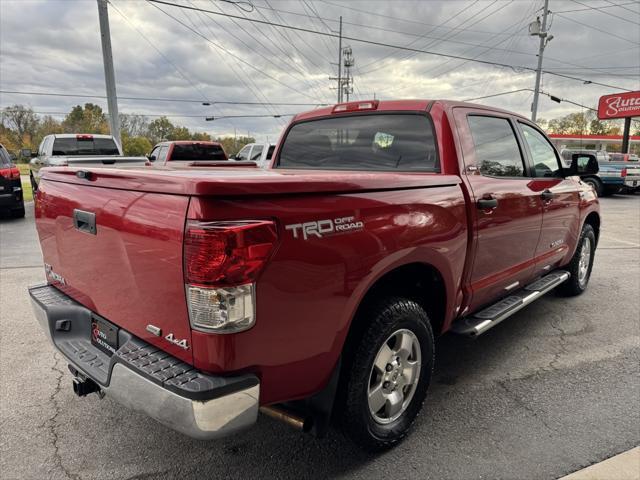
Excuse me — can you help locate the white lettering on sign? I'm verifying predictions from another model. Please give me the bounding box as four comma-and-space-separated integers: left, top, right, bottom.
605, 96, 640, 117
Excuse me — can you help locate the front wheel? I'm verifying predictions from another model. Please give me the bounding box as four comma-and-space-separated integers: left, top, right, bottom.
340, 297, 434, 451
557, 224, 596, 296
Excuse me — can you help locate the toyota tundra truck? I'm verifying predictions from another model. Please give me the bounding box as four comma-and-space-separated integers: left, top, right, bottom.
29, 100, 600, 451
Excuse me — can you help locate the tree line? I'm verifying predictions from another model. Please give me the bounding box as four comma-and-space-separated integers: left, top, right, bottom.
538, 110, 639, 138
2, 103, 638, 161
0, 104, 255, 160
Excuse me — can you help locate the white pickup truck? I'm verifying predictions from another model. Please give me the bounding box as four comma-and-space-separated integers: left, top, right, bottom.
29, 134, 147, 190
231, 142, 275, 168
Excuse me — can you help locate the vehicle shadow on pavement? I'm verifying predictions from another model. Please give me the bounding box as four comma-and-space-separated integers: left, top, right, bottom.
92, 311, 548, 480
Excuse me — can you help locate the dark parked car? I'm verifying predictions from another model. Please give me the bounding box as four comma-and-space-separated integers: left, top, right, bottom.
0, 144, 24, 218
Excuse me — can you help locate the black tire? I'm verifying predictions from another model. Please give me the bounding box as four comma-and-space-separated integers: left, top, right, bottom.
557, 224, 596, 296
30, 172, 38, 192
582, 177, 602, 197
339, 297, 434, 451
11, 205, 25, 218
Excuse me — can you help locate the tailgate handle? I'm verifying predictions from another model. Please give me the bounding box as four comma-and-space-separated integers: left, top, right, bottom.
73, 209, 96, 235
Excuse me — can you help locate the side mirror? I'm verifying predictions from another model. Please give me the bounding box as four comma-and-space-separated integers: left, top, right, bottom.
570, 153, 599, 176
147, 154, 156, 161
20, 149, 32, 158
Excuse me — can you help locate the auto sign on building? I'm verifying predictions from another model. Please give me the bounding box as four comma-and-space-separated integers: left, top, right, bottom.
598, 91, 640, 153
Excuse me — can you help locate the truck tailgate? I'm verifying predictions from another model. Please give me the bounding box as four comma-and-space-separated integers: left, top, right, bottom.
35, 178, 193, 363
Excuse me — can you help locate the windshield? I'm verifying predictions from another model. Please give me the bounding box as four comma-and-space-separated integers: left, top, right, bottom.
52, 137, 119, 156
277, 113, 439, 171
170, 143, 227, 161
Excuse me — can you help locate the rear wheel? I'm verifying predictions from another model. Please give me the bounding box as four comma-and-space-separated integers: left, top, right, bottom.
557, 224, 596, 296
582, 177, 602, 197
340, 297, 434, 451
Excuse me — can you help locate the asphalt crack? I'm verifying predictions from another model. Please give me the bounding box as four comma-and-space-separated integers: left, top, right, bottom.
43, 353, 81, 480
496, 380, 558, 434
547, 314, 569, 372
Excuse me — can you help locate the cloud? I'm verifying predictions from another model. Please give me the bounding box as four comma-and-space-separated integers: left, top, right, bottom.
1, 0, 638, 140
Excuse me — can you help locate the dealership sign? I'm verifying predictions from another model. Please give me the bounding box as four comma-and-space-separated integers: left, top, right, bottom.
598, 91, 640, 120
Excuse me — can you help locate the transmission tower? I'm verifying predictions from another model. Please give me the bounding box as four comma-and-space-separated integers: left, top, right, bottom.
342, 46, 354, 102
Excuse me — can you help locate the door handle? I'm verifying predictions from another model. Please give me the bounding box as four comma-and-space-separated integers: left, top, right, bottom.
477, 196, 498, 210
541, 189, 554, 201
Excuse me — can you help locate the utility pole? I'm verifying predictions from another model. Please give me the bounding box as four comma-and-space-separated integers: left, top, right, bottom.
97, 0, 120, 146
337, 16, 342, 103
530, 0, 553, 123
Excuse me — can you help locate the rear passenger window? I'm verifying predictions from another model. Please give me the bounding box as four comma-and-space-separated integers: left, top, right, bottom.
468, 116, 525, 177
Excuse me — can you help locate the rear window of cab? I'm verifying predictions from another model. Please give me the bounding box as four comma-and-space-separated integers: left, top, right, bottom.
276, 113, 439, 172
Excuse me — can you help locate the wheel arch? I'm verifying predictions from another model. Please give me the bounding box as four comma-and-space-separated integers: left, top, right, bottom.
583, 211, 601, 246
342, 262, 449, 361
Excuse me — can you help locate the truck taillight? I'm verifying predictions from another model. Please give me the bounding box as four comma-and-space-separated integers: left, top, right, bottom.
184, 220, 277, 333
621, 168, 627, 177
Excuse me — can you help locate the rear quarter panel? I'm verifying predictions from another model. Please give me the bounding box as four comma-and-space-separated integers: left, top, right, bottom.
189, 179, 467, 404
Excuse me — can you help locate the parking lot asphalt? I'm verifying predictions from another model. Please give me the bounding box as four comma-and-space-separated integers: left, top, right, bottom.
1, 196, 639, 480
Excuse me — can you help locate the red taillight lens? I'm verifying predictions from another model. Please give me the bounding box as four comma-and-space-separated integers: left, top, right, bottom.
10, 168, 20, 179
184, 220, 277, 287
332, 100, 379, 113
76, 134, 93, 140
621, 168, 627, 177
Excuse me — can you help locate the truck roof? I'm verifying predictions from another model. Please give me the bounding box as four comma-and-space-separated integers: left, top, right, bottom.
49, 133, 116, 139
293, 99, 529, 122
154, 140, 223, 146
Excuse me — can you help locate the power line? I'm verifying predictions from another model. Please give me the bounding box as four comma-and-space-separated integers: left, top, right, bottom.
0, 108, 297, 119
211, 0, 331, 101
357, 0, 485, 74
318, 0, 529, 38
146, 0, 322, 101
462, 88, 532, 102
175, 4, 288, 124
568, 0, 640, 25
553, 0, 639, 14
602, 0, 640, 15
190, 0, 328, 102
0, 89, 328, 106
145, 0, 633, 91
109, 0, 216, 110
554, 13, 640, 45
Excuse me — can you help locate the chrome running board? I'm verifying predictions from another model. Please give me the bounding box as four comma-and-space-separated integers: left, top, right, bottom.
451, 270, 570, 337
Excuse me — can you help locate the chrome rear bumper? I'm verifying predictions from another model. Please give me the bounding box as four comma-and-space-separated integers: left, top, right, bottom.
29, 283, 259, 440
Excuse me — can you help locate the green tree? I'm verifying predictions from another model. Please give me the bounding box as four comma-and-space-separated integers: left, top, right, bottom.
62, 103, 108, 134
191, 132, 212, 141
168, 126, 191, 141
147, 117, 175, 143
1, 105, 39, 145
119, 114, 149, 138
214, 135, 255, 156
122, 135, 152, 156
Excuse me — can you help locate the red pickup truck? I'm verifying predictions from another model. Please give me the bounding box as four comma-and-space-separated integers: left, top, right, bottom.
29, 100, 600, 450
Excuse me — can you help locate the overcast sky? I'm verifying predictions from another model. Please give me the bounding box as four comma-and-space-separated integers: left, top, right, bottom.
1, 0, 639, 142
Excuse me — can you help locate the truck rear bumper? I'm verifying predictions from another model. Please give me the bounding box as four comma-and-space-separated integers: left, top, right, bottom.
29, 283, 259, 440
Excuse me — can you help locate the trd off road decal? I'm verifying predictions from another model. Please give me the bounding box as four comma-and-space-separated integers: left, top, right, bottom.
285, 215, 364, 240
